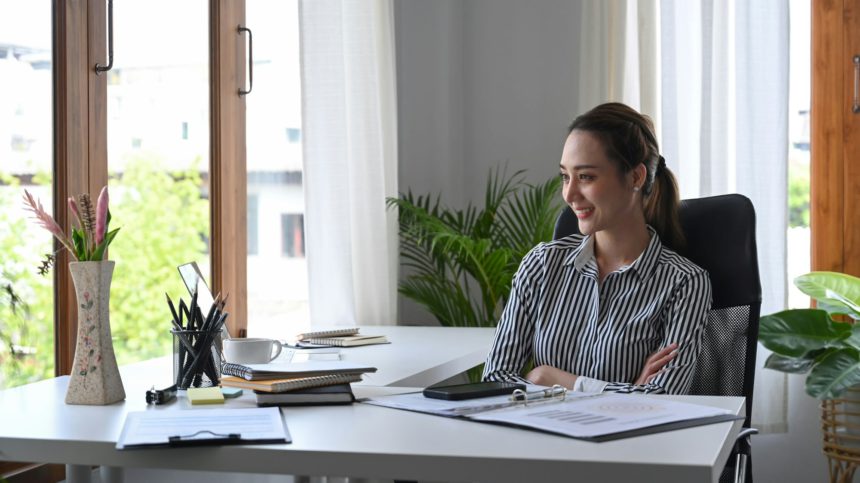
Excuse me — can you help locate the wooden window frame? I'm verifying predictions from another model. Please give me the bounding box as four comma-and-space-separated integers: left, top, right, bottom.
210, 0, 248, 339
811, 0, 860, 275
53, 0, 108, 376
52, 0, 249, 374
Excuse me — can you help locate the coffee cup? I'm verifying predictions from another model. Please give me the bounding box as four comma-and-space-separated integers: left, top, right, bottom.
223, 338, 283, 364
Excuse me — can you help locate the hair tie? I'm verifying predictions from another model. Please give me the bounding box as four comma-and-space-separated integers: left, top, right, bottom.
657, 155, 667, 174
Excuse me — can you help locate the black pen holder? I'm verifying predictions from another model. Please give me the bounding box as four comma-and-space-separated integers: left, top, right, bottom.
172, 328, 223, 390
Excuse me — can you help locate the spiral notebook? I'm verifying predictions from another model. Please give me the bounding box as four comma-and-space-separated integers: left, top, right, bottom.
302, 334, 389, 347
295, 327, 360, 340
221, 373, 363, 393
222, 360, 377, 381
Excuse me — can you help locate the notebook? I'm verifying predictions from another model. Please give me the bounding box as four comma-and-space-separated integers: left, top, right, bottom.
255, 383, 356, 406
221, 373, 363, 393
302, 334, 389, 347
221, 360, 377, 381
296, 327, 360, 340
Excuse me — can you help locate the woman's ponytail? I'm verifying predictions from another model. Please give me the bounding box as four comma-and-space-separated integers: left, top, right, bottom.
643, 156, 684, 250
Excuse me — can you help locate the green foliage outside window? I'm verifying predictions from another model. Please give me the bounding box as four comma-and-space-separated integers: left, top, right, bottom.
0, 172, 54, 389
788, 158, 810, 228
0, 155, 209, 388
108, 154, 209, 365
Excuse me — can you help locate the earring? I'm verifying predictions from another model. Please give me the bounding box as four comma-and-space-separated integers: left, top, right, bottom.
633, 186, 640, 192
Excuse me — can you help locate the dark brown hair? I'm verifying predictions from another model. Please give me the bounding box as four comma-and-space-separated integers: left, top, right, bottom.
568, 102, 684, 249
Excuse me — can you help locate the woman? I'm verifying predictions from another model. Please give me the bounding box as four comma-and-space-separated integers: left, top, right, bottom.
482, 102, 711, 394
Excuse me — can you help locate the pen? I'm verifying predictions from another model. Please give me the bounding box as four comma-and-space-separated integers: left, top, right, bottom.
166, 293, 180, 326
178, 299, 189, 329
509, 385, 567, 402
189, 290, 199, 329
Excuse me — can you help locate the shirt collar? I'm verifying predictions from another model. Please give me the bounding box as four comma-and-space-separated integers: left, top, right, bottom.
564, 226, 663, 282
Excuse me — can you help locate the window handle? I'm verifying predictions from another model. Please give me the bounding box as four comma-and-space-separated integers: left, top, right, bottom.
238, 25, 253, 96
853, 55, 860, 113
95, 0, 114, 74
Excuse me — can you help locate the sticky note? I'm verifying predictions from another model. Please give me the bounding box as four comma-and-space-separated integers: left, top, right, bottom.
187, 387, 225, 405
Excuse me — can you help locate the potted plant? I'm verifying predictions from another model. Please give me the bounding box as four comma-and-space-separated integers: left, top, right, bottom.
387, 168, 562, 380
23, 187, 125, 405
759, 271, 860, 399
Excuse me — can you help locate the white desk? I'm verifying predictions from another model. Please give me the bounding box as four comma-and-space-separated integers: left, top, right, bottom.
328, 325, 496, 387
0, 326, 743, 483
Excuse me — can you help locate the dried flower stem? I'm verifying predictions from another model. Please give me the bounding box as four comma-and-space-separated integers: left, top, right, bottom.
78, 193, 96, 251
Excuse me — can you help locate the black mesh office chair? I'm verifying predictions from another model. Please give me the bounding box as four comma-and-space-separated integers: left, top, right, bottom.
553, 193, 761, 483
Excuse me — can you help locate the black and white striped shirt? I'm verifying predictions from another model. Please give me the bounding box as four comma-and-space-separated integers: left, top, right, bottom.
482, 227, 711, 395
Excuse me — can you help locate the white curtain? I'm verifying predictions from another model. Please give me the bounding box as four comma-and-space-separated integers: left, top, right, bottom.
578, 0, 661, 126
579, 0, 790, 432
299, 0, 399, 327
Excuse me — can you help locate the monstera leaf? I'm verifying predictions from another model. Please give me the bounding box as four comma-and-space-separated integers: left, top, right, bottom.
760, 271, 860, 399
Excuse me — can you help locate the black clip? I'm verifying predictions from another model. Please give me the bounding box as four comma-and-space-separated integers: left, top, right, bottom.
146, 384, 177, 405
168, 430, 242, 447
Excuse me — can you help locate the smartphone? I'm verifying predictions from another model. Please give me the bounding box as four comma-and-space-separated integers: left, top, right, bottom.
422, 381, 526, 401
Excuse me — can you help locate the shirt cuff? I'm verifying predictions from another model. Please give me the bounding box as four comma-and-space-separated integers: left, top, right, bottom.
573, 376, 608, 393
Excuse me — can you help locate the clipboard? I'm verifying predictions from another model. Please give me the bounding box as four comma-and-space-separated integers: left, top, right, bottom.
116, 407, 291, 449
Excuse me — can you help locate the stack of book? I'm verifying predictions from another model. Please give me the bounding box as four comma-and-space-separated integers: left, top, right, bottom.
221, 360, 377, 406
295, 327, 388, 348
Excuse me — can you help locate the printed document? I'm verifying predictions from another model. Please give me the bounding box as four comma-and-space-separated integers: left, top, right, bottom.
365, 390, 737, 440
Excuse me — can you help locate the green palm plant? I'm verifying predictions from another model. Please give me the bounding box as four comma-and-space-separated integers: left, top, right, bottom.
387, 167, 563, 330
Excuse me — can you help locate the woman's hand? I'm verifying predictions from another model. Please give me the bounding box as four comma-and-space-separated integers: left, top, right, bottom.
635, 343, 679, 385
525, 365, 578, 389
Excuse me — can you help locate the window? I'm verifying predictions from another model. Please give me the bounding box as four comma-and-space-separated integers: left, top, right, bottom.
787, 0, 810, 309
245, 0, 309, 338
281, 213, 305, 258
248, 194, 259, 255
0, 0, 55, 389
106, 0, 211, 365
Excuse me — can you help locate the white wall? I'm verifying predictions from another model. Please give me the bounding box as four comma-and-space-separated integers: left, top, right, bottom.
394, 1, 827, 481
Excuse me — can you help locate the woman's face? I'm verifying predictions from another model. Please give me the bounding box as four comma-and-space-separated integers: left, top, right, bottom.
559, 130, 642, 236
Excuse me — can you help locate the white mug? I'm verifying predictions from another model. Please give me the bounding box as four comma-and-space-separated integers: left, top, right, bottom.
223, 338, 283, 364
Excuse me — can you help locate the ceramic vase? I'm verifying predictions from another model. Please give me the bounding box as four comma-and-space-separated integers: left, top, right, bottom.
65, 260, 125, 405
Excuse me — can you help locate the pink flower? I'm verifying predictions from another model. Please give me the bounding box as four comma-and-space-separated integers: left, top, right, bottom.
95, 186, 109, 245
23, 190, 78, 259
68, 197, 82, 229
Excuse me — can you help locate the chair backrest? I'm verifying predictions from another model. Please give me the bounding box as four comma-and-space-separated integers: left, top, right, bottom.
552, 194, 761, 426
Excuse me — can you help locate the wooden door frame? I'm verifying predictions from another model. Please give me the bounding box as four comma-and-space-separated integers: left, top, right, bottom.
811, 0, 860, 275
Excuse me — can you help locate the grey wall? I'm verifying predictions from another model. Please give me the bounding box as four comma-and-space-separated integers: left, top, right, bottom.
394, 1, 826, 481
395, 0, 583, 325
396, 0, 582, 207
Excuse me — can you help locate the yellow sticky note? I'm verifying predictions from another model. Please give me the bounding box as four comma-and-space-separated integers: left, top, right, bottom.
187, 387, 225, 405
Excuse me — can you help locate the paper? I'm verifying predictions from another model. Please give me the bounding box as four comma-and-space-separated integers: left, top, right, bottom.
469, 393, 732, 439
116, 407, 290, 449
187, 387, 225, 405
364, 390, 735, 440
